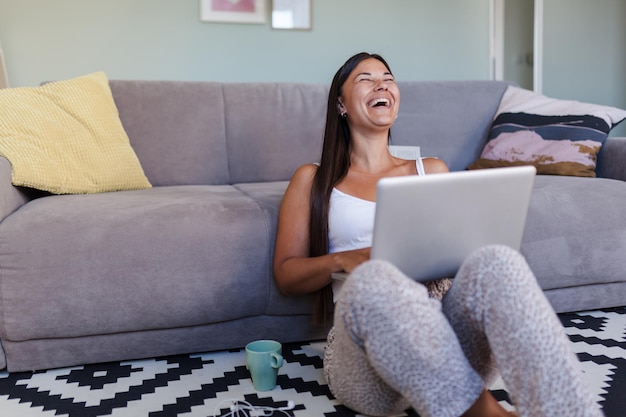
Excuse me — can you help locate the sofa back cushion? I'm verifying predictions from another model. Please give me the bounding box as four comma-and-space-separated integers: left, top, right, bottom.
392, 81, 512, 171
223, 83, 329, 183
223, 81, 511, 181
109, 80, 230, 186
108, 79, 511, 185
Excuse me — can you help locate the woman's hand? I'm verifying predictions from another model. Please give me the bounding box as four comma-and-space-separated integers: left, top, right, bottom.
334, 247, 371, 274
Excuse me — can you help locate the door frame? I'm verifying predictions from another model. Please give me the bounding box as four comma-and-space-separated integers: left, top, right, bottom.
490, 0, 543, 93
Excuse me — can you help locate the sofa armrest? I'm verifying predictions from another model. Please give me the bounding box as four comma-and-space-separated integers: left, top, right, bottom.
597, 137, 626, 181
0, 157, 31, 222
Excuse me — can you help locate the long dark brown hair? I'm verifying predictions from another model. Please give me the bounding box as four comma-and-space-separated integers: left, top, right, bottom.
310, 52, 393, 326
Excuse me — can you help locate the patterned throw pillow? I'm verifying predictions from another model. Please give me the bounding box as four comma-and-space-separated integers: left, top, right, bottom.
469, 86, 626, 177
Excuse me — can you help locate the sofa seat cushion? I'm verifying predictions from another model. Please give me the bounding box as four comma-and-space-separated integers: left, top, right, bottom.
233, 181, 316, 316
0, 185, 270, 342
522, 175, 626, 290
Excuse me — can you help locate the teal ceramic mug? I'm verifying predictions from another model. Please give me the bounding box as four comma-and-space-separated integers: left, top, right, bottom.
245, 340, 284, 391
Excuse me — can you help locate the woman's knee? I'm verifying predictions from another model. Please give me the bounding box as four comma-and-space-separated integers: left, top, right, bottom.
335, 259, 430, 345
454, 244, 535, 293
340, 259, 429, 306
469, 244, 524, 264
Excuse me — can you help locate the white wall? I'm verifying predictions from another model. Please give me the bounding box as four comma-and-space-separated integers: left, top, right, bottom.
0, 0, 491, 87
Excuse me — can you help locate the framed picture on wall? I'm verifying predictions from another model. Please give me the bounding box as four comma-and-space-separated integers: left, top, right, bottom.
271, 0, 312, 30
200, 0, 266, 24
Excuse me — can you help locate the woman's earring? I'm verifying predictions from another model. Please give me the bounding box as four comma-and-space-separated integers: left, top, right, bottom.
337, 100, 347, 119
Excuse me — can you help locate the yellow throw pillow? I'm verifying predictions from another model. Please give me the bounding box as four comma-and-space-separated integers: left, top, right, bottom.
0, 72, 151, 194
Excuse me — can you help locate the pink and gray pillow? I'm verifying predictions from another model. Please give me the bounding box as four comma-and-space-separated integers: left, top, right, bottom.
469, 86, 626, 177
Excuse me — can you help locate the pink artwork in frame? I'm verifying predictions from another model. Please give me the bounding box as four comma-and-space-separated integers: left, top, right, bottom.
200, 0, 266, 24
212, 0, 255, 13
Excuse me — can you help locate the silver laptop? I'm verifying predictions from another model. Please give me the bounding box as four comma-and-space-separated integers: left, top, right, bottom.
332, 165, 536, 282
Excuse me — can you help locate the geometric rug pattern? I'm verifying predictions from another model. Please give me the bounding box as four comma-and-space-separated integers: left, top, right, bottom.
0, 307, 624, 417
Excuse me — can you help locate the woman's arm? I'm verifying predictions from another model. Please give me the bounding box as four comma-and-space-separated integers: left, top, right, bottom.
273, 164, 369, 295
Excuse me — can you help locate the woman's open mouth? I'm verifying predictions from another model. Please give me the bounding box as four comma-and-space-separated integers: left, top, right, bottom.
368, 98, 390, 108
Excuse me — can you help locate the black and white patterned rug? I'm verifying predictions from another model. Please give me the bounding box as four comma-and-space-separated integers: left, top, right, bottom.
0, 307, 624, 417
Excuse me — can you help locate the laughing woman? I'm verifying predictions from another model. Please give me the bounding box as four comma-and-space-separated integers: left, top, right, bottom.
273, 52, 602, 417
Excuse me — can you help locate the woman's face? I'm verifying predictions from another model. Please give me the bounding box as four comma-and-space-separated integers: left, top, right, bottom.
338, 58, 400, 134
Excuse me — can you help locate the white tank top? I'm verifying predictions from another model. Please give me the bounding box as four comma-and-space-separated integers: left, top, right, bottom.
328, 158, 426, 298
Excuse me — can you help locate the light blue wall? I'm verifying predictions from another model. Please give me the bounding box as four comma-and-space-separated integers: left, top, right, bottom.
0, 0, 491, 87
503, 0, 534, 90
544, 0, 626, 136
1, 1, 624, 134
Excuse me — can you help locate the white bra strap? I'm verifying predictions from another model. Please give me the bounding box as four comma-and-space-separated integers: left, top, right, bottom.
416, 158, 426, 176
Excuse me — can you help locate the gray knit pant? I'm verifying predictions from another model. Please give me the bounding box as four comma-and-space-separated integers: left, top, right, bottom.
323, 245, 603, 417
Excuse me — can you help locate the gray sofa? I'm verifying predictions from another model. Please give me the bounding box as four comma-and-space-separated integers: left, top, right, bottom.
1, 80, 625, 372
